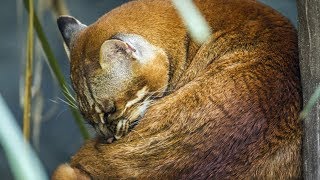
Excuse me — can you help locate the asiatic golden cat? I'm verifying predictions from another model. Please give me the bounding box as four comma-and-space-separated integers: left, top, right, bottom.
53, 0, 302, 179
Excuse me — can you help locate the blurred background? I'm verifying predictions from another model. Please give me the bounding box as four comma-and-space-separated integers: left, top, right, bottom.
0, 0, 297, 179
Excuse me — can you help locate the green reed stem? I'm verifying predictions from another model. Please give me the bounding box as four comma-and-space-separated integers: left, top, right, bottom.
23, 0, 89, 140
0, 94, 48, 180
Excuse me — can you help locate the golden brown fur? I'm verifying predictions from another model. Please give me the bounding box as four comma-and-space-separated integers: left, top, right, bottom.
54, 0, 302, 179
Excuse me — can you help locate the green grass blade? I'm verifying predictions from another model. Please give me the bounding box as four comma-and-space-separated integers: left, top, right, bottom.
23, 0, 89, 140
172, 0, 212, 44
0, 94, 48, 180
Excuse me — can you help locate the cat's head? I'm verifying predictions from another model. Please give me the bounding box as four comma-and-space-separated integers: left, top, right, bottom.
57, 16, 169, 142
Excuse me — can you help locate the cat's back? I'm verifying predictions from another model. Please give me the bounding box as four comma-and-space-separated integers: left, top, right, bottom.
80, 0, 298, 87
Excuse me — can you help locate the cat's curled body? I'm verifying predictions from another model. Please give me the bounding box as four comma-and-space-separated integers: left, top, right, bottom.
53, 0, 302, 179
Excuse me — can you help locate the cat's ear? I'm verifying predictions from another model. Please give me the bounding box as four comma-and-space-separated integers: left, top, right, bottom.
57, 16, 87, 50
99, 39, 131, 70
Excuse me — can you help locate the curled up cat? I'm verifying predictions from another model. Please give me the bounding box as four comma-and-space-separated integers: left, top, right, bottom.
52, 0, 302, 179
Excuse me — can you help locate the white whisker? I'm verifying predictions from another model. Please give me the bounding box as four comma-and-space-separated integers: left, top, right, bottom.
49, 99, 59, 104
57, 97, 78, 109
54, 108, 69, 121
62, 84, 77, 104
130, 129, 146, 141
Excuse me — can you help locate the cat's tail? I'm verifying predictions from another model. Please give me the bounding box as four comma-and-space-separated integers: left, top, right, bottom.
52, 164, 90, 180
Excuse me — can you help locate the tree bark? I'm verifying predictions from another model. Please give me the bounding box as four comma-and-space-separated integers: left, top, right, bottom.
297, 0, 320, 179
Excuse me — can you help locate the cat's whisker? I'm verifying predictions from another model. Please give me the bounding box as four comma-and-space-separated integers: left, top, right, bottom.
62, 84, 77, 104
131, 98, 152, 108
59, 97, 78, 108
49, 99, 59, 104
57, 97, 79, 109
130, 129, 146, 142
143, 83, 174, 97
51, 98, 78, 111
145, 87, 175, 96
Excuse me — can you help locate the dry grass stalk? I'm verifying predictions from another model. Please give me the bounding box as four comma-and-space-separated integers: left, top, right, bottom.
23, 0, 34, 140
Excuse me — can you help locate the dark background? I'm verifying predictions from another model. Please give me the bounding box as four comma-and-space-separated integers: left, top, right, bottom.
0, 0, 297, 179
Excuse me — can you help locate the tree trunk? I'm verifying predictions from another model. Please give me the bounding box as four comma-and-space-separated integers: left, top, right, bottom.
297, 0, 320, 179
